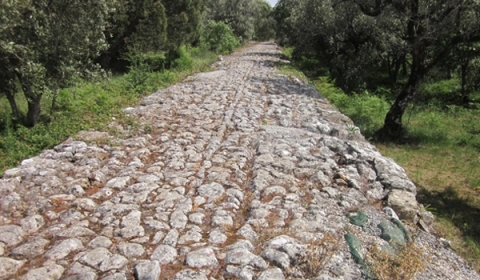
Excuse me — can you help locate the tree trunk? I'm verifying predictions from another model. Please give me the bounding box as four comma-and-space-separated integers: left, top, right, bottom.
460, 62, 469, 105
25, 97, 42, 127
380, 70, 423, 138
17, 74, 42, 127
5, 91, 20, 123
379, 43, 425, 139
50, 88, 59, 115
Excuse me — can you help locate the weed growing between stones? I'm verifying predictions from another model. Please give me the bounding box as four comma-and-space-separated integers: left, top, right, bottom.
366, 241, 426, 280
289, 233, 341, 279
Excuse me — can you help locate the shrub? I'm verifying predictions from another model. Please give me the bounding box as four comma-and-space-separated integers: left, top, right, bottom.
173, 45, 194, 71
201, 21, 240, 54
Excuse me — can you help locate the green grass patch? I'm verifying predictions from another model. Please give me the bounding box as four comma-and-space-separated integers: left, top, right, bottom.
0, 46, 218, 175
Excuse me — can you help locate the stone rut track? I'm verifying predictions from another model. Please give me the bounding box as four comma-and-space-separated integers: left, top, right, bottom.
0, 42, 478, 280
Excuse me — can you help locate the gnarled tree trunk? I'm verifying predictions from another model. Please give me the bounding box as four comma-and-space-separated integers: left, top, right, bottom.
379, 38, 426, 139
17, 73, 42, 127
5, 91, 20, 123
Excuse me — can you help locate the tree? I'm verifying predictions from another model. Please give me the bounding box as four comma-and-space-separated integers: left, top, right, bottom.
253, 0, 276, 41
206, 0, 273, 42
99, 0, 168, 70
274, 0, 480, 138
163, 0, 205, 48
372, 0, 480, 138
202, 21, 240, 54
1, 0, 111, 127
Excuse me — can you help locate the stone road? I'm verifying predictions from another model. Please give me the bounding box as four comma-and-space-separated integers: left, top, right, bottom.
0, 42, 478, 279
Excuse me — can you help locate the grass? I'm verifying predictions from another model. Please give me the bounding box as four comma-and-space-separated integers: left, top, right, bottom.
0, 46, 218, 176
366, 242, 425, 280
277, 47, 480, 272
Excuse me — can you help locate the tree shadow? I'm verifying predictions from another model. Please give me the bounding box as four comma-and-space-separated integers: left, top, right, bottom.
416, 185, 480, 246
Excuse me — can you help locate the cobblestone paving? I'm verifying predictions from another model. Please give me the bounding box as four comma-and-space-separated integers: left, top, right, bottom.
0, 42, 478, 279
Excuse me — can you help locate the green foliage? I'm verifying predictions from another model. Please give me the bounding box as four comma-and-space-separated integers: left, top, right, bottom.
173, 46, 194, 71
1, 0, 111, 126
99, 0, 168, 70
206, 0, 275, 42
274, 0, 480, 136
202, 21, 240, 54
418, 78, 462, 107
253, 0, 276, 41
163, 0, 205, 50
313, 77, 389, 137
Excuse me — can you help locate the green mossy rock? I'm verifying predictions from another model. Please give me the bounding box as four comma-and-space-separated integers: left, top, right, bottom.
347, 211, 369, 227
378, 220, 406, 245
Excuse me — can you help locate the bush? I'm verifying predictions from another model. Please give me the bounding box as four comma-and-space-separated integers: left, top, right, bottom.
173, 45, 194, 71
201, 21, 240, 54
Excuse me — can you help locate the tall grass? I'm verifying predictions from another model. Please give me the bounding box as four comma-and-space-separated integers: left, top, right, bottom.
0, 46, 218, 175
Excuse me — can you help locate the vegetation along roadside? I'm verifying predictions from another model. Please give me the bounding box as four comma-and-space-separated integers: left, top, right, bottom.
0, 0, 277, 175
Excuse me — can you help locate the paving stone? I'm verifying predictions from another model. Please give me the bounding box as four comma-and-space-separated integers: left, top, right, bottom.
20, 261, 64, 280
170, 210, 188, 229
117, 242, 145, 258
172, 269, 208, 280
237, 224, 259, 242
224, 265, 255, 280
211, 210, 233, 227
45, 238, 84, 260
134, 260, 161, 280
198, 182, 225, 202
188, 213, 205, 225
261, 248, 290, 269
224, 248, 268, 269
257, 267, 285, 280
103, 272, 127, 280
208, 228, 227, 244
19, 215, 45, 234
163, 229, 179, 247
0, 224, 26, 246
11, 238, 50, 258
150, 245, 177, 265
65, 262, 98, 280
56, 226, 96, 238
179, 226, 203, 244
88, 236, 113, 248
59, 209, 85, 224
121, 210, 142, 227
79, 248, 128, 272
185, 247, 218, 268
0, 257, 26, 278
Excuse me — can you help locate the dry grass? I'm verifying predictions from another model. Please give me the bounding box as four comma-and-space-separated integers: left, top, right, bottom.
366, 242, 426, 280
290, 233, 341, 279
160, 263, 187, 280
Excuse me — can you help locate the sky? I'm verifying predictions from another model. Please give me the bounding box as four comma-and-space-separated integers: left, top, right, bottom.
266, 0, 278, 7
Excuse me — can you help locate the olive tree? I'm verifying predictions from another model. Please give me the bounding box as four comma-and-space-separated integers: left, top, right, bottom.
0, 0, 111, 127
99, 0, 168, 70
275, 0, 480, 138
